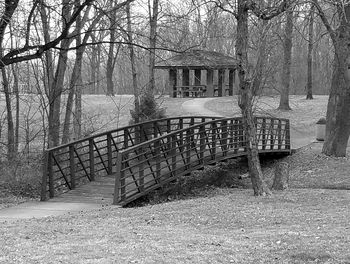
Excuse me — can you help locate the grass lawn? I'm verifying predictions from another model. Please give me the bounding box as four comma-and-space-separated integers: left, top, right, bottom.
1, 95, 350, 263
1, 188, 349, 263
205, 95, 329, 136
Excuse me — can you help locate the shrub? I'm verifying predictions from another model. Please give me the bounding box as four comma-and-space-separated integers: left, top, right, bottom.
130, 93, 166, 124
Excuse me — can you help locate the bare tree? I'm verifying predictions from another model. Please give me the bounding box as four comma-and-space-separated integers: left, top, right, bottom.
278, 5, 294, 110
313, 1, 350, 156
306, 2, 315, 100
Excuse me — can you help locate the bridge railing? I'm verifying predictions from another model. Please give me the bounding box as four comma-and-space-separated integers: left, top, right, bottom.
40, 116, 219, 200
113, 117, 290, 205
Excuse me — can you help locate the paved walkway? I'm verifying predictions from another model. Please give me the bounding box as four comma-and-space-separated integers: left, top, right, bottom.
0, 98, 317, 221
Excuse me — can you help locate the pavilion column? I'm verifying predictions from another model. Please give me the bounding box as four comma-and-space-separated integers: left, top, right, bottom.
182, 69, 190, 97
228, 69, 234, 96
194, 69, 201, 97
206, 69, 214, 97
169, 69, 177, 98
218, 69, 225, 97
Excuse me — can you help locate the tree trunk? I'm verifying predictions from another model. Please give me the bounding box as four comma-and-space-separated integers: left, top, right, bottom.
1, 68, 16, 161
126, 3, 140, 124
322, 4, 350, 157
278, 7, 293, 110
47, 0, 72, 148
148, 0, 159, 95
272, 162, 289, 190
236, 0, 271, 196
106, 1, 118, 96
306, 3, 314, 100
252, 19, 268, 95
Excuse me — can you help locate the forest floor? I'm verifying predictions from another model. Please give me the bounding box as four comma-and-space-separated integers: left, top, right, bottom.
1, 95, 350, 263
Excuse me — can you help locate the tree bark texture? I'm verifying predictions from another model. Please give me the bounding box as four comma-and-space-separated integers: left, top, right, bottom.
148, 0, 159, 95
126, 3, 140, 124
106, 1, 118, 96
278, 7, 293, 110
321, 4, 350, 157
306, 3, 314, 100
272, 162, 289, 190
236, 0, 271, 196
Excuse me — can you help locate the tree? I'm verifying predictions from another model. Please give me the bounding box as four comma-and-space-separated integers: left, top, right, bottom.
313, 1, 350, 157
218, 0, 292, 196
306, 3, 315, 100
278, 5, 294, 110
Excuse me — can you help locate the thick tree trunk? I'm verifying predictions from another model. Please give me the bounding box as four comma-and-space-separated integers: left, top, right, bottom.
322, 44, 350, 156
306, 3, 314, 100
322, 5, 350, 157
278, 7, 293, 110
236, 0, 271, 196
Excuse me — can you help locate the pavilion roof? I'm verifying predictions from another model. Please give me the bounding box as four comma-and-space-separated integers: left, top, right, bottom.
154, 50, 238, 70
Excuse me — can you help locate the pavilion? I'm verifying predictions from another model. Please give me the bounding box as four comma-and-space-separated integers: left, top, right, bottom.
155, 50, 239, 98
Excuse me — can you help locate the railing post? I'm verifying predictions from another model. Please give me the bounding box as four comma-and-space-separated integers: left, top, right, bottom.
139, 147, 144, 193
211, 122, 217, 159
41, 150, 49, 201
167, 119, 171, 133
270, 119, 275, 150
123, 129, 128, 150
278, 120, 282, 150
48, 151, 54, 198
171, 134, 177, 172
113, 153, 123, 205
233, 119, 239, 153
155, 139, 161, 183
185, 129, 191, 170
285, 120, 291, 150
107, 133, 113, 174
89, 139, 95, 181
69, 145, 76, 189
222, 120, 228, 156
199, 125, 206, 164
261, 118, 267, 150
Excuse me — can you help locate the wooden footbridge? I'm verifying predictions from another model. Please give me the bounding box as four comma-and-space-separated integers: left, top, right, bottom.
41, 116, 291, 206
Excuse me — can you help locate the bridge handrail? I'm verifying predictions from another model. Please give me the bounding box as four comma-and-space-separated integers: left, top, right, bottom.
113, 116, 290, 205
41, 116, 221, 200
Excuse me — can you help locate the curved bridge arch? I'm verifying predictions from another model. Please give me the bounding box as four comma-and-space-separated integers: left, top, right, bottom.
41, 116, 290, 206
